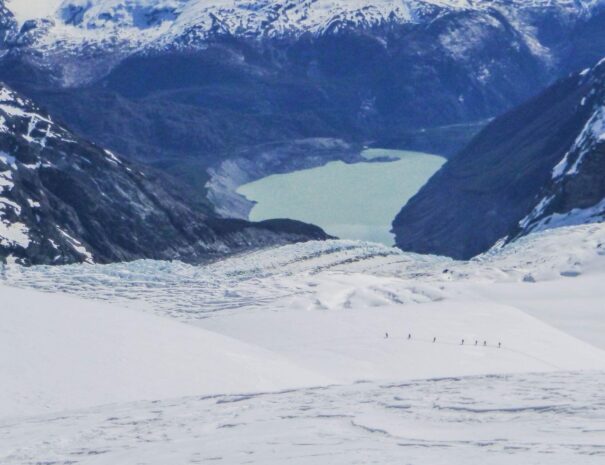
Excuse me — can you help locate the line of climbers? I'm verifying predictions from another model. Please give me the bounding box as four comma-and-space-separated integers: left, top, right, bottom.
384, 332, 502, 348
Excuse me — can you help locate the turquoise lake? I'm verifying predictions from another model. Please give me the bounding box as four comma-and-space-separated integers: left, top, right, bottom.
237, 149, 446, 245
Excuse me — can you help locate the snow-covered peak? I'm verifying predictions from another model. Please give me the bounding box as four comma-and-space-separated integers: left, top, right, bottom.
7, 0, 459, 28
53, 0, 605, 32
7, 0, 605, 52
3, 0, 602, 88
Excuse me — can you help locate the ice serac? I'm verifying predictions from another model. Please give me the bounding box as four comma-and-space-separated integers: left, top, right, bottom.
393, 57, 605, 259
0, 83, 328, 265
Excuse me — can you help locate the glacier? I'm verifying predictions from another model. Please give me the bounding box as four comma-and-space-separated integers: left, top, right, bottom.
1, 223, 605, 463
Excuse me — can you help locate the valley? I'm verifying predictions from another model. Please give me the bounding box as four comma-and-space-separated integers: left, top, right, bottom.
0, 1, 605, 464
3, 0, 604, 210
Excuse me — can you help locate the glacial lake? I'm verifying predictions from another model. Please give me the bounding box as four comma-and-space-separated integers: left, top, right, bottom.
237, 149, 446, 245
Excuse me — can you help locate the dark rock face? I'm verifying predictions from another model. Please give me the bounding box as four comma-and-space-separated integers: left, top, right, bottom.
393, 59, 605, 259
0, 84, 329, 265
514, 63, 605, 238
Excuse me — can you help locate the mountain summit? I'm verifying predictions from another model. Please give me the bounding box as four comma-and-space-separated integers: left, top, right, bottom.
7, 1, 605, 74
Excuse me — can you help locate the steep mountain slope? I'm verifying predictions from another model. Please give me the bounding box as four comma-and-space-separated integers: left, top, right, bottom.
393, 58, 605, 259
515, 64, 605, 237
0, 83, 327, 265
1, 0, 604, 206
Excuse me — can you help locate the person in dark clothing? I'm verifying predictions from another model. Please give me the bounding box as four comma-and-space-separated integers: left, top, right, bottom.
385, 332, 389, 339
433, 337, 437, 343
408, 334, 412, 340
461, 339, 465, 345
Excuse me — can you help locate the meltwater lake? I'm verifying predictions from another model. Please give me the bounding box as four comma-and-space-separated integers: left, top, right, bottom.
237, 149, 446, 245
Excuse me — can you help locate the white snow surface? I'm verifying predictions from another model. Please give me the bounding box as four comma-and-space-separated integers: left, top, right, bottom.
3, 371, 605, 465
0, 220, 30, 248
0, 285, 330, 419
5, 0, 65, 24
524, 198, 605, 235
1, 223, 605, 463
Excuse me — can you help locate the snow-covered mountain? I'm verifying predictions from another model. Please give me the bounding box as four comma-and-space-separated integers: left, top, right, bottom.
0, 82, 328, 265
1, 1, 604, 257
4, 0, 604, 77
7, 0, 603, 44
0, 0, 603, 209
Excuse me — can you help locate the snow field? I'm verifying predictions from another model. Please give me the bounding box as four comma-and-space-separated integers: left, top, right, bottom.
2, 371, 605, 465
0, 285, 330, 419
1, 223, 605, 463
199, 274, 605, 383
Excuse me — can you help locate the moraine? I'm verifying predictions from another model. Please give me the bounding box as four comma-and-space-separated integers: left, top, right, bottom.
237, 149, 445, 245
